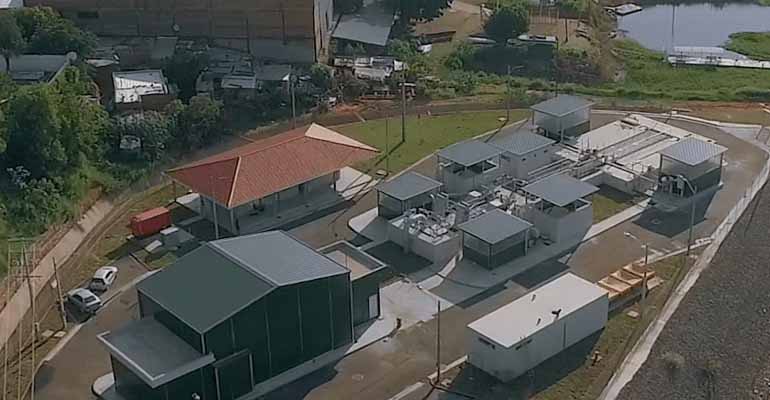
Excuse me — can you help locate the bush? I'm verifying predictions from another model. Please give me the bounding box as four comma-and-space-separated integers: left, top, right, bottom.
309, 63, 335, 93
661, 351, 685, 378
484, 2, 529, 44
6, 177, 65, 233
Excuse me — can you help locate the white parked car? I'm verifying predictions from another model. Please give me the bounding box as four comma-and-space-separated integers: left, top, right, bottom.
67, 288, 102, 314
89, 266, 118, 292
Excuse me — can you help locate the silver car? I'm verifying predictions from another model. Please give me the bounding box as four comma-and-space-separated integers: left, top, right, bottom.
89, 266, 118, 292
67, 288, 102, 314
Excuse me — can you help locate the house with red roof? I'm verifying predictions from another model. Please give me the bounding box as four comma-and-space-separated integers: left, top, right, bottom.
167, 123, 378, 234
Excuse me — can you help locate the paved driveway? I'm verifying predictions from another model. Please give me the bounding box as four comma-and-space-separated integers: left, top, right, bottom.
34, 257, 146, 400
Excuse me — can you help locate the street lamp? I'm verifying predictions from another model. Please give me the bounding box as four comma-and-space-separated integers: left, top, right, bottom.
624, 231, 648, 302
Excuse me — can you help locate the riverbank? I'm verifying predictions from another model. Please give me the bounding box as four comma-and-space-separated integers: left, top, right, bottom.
726, 32, 770, 61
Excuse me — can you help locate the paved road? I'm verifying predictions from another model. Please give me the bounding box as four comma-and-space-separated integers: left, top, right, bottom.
34, 257, 146, 400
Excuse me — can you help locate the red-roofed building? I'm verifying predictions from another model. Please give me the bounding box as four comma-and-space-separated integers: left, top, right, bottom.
168, 123, 378, 234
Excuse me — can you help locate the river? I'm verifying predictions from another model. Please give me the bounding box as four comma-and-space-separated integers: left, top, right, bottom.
617, 2, 770, 51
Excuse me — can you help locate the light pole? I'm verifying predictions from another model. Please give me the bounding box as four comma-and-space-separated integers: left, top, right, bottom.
624, 231, 648, 302
676, 175, 697, 257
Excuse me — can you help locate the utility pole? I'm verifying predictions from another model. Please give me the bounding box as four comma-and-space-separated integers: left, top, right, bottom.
22, 247, 36, 400
506, 65, 512, 122
400, 75, 407, 144
385, 117, 390, 174
435, 300, 441, 383
290, 72, 297, 129
52, 258, 67, 330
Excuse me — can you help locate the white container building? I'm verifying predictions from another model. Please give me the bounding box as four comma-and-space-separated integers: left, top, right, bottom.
467, 273, 608, 381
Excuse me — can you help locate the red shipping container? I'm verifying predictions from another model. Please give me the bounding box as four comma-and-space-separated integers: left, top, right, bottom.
130, 207, 171, 238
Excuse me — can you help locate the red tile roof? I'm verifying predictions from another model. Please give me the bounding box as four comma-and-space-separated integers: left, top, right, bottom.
167, 124, 378, 208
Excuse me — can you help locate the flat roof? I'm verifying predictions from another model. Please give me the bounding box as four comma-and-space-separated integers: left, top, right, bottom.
320, 240, 388, 280
468, 273, 608, 348
530, 95, 594, 117
332, 0, 395, 46
458, 209, 531, 244
659, 137, 727, 166
438, 140, 503, 167
98, 318, 215, 388
491, 131, 555, 156
522, 174, 599, 207
376, 171, 442, 201
113, 70, 168, 104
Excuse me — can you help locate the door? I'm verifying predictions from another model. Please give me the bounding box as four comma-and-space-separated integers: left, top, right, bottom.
368, 294, 379, 320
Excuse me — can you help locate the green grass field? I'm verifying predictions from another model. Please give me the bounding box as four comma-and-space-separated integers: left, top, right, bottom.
591, 40, 770, 101
336, 110, 530, 173
726, 32, 770, 61
592, 186, 639, 223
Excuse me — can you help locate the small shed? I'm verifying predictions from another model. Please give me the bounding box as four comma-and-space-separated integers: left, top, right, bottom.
491, 131, 556, 180
467, 273, 608, 382
376, 172, 443, 219
531, 95, 594, 141
658, 137, 727, 197
437, 140, 503, 194
522, 174, 598, 242
458, 209, 531, 269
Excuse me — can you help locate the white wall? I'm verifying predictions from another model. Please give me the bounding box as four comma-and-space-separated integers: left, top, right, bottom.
501, 145, 556, 180
526, 202, 592, 242
386, 218, 461, 262
468, 294, 608, 382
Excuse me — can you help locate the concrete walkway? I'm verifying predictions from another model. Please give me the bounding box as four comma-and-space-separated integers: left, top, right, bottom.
0, 199, 114, 350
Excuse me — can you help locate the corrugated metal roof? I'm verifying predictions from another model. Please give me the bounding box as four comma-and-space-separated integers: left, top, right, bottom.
253, 64, 292, 82
491, 131, 555, 155
522, 174, 599, 207
332, 0, 395, 46
113, 70, 169, 104
458, 209, 532, 244
137, 231, 350, 333
376, 172, 442, 201
438, 140, 503, 167
167, 124, 378, 208
98, 318, 215, 388
468, 273, 608, 348
530, 94, 594, 117
222, 74, 257, 89
659, 137, 727, 166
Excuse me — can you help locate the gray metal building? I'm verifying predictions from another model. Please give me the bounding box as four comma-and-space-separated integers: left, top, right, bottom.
531, 95, 594, 141
437, 140, 503, 195
658, 137, 727, 197
458, 209, 532, 269
376, 171, 443, 219
98, 231, 357, 400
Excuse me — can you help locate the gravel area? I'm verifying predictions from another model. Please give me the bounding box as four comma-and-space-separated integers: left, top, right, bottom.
618, 183, 770, 399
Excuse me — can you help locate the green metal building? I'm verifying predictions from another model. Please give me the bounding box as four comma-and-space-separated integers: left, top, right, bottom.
98, 231, 358, 400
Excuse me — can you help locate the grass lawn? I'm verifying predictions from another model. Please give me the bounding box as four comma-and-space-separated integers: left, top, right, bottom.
725, 32, 770, 61
592, 185, 639, 223
335, 110, 530, 174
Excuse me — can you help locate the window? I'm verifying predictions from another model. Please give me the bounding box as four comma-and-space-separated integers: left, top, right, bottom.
478, 337, 496, 349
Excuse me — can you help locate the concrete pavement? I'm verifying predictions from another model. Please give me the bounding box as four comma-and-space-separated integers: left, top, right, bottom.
34, 256, 147, 400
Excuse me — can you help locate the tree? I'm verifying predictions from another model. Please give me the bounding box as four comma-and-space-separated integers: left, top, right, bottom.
309, 63, 335, 93
111, 112, 171, 161
163, 50, 209, 101
388, 0, 452, 23
5, 85, 66, 177
334, 0, 363, 13
12, 7, 96, 56
167, 96, 225, 149
484, 2, 530, 44
0, 14, 25, 73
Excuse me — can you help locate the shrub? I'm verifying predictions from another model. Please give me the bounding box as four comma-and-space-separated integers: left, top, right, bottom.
661, 351, 685, 378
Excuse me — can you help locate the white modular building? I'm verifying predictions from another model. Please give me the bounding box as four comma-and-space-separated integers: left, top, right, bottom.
467, 273, 609, 381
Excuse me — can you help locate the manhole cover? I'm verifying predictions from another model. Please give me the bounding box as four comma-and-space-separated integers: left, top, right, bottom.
352, 374, 365, 382
651, 218, 661, 225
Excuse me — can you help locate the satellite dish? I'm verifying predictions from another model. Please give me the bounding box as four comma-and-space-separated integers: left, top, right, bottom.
172, 24, 180, 32
66, 51, 78, 62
